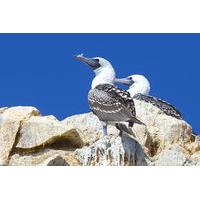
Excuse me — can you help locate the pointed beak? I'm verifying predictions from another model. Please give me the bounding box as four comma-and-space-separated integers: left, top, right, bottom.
75, 54, 101, 70
115, 77, 134, 86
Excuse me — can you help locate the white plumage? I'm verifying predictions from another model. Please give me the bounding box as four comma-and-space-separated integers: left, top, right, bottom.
128, 74, 150, 97
90, 57, 116, 89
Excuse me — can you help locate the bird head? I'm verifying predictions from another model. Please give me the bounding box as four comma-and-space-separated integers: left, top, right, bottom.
115, 74, 151, 96
75, 54, 116, 88
75, 54, 113, 73
115, 74, 149, 86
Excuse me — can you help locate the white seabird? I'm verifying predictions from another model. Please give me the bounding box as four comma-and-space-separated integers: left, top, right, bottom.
75, 54, 144, 136
115, 74, 182, 120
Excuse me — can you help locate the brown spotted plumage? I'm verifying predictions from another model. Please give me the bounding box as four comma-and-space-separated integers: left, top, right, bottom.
133, 93, 182, 119
88, 84, 143, 127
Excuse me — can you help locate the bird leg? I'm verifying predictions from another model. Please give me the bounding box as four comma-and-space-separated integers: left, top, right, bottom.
101, 121, 108, 135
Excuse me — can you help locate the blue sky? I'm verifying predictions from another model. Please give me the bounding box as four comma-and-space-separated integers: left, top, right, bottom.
0, 34, 199, 133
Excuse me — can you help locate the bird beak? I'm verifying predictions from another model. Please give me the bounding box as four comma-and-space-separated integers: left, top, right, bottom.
115, 77, 134, 86
75, 54, 101, 70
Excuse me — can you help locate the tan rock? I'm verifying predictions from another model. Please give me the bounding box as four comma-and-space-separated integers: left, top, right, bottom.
16, 116, 84, 149
43, 155, 69, 166
62, 113, 102, 145
191, 136, 200, 154
0, 120, 21, 165
1, 102, 198, 166
75, 134, 148, 166
0, 106, 40, 165
9, 149, 80, 166
190, 151, 200, 166
0, 107, 8, 113
134, 100, 193, 154
2, 106, 40, 121
154, 144, 191, 166
63, 112, 152, 158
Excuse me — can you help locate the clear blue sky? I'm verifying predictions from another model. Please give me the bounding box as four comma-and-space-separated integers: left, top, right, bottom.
0, 34, 199, 133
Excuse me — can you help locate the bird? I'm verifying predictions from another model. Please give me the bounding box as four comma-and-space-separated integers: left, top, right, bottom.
115, 74, 182, 120
75, 54, 144, 136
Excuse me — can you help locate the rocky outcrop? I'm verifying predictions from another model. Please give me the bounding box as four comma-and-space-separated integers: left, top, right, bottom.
0, 107, 40, 165
16, 115, 83, 149
75, 134, 148, 166
0, 103, 198, 166
9, 149, 79, 166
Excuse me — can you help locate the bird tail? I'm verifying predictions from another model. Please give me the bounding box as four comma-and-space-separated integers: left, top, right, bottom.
116, 123, 136, 138
129, 117, 145, 127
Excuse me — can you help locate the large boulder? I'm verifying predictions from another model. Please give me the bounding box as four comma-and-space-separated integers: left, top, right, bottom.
134, 100, 194, 156
153, 144, 192, 166
9, 149, 79, 166
61, 113, 102, 145
16, 115, 84, 150
0, 106, 40, 165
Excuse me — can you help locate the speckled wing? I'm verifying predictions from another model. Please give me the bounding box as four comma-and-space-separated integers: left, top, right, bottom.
133, 93, 182, 119
88, 84, 137, 123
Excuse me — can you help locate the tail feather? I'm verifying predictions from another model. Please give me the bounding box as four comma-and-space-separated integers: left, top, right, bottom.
116, 123, 136, 138
129, 117, 145, 127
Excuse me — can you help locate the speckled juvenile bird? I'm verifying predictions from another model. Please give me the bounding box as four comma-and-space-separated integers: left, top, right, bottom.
115, 74, 182, 120
75, 54, 144, 136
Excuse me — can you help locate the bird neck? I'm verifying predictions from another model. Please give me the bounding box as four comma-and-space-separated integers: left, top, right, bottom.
128, 80, 150, 97
91, 67, 116, 89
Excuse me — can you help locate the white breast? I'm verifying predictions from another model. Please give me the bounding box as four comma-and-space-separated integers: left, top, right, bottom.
91, 66, 116, 89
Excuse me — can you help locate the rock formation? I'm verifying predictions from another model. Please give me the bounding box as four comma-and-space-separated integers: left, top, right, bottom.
0, 102, 199, 166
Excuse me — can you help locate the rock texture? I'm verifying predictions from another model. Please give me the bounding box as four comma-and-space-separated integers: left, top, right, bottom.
0, 103, 199, 166
9, 149, 78, 166
75, 134, 148, 166
0, 107, 40, 165
16, 115, 83, 149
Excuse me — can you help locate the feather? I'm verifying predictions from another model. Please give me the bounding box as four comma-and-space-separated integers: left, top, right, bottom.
88, 84, 143, 125
133, 93, 182, 119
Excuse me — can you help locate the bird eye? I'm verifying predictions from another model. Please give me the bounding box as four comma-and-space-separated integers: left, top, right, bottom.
95, 59, 99, 62
129, 77, 132, 80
